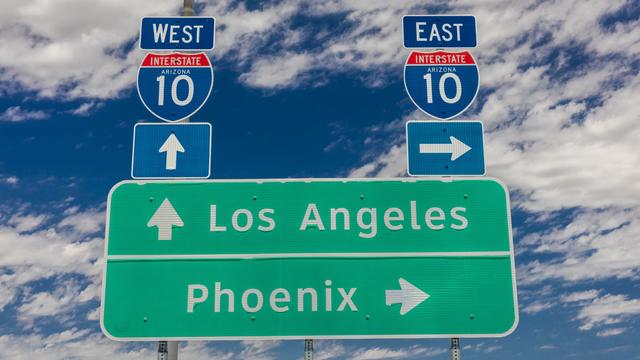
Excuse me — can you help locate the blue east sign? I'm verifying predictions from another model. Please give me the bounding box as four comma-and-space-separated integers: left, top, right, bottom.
403, 15, 477, 48
406, 121, 485, 176
140, 16, 215, 51
131, 122, 212, 179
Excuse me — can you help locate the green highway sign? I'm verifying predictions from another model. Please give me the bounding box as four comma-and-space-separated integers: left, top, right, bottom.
100, 178, 518, 340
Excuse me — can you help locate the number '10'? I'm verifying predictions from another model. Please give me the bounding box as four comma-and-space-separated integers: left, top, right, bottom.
423, 73, 462, 104
156, 75, 194, 106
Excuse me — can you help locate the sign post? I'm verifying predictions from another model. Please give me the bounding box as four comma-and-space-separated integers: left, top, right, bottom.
101, 178, 518, 340
400, 14, 513, 357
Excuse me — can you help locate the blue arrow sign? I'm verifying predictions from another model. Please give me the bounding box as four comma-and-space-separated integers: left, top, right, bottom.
406, 121, 485, 176
131, 123, 211, 179
403, 15, 477, 48
140, 16, 215, 51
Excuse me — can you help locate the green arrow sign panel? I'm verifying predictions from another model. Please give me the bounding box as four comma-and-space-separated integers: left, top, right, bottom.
101, 178, 518, 340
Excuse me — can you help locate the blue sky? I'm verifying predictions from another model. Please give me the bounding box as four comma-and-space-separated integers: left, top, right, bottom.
1, 0, 639, 359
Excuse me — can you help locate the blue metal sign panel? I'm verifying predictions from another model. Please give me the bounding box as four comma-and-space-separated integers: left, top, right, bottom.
140, 16, 215, 51
131, 122, 211, 179
406, 121, 485, 176
403, 15, 477, 48
404, 51, 479, 120
137, 53, 213, 122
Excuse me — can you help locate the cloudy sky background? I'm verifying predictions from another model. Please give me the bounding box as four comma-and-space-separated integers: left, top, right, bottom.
0, 0, 639, 358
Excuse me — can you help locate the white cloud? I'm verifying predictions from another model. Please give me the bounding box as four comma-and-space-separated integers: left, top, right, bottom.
561, 290, 600, 303
0, 106, 48, 122
239, 340, 281, 360
597, 328, 627, 337
8, 213, 47, 232
518, 208, 640, 284
68, 101, 104, 116
0, 330, 234, 360
351, 345, 446, 360
462, 342, 503, 354
0, 205, 104, 315
349, 143, 406, 178
522, 301, 554, 315
0, 0, 178, 99
239, 52, 313, 89
576, 293, 640, 331
17, 279, 93, 326
3, 176, 19, 185
312, 341, 347, 360
59, 207, 105, 234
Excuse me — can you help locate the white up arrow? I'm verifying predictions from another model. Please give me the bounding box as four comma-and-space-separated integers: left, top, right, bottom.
385, 278, 430, 315
146, 198, 183, 241
419, 136, 471, 161
159, 133, 185, 170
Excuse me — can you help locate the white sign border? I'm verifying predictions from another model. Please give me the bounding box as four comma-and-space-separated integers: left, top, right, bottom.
100, 177, 519, 341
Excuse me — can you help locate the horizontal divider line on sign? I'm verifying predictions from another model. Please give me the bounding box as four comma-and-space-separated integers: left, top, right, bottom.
106, 251, 512, 261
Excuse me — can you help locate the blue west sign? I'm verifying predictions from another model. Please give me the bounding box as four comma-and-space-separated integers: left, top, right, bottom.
406, 121, 485, 176
403, 15, 477, 48
131, 122, 212, 179
137, 53, 214, 122
140, 16, 215, 51
404, 51, 479, 120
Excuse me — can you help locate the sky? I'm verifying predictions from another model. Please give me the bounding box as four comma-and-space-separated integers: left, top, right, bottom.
0, 0, 639, 359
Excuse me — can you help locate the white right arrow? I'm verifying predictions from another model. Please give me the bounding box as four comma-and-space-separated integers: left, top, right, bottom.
419, 136, 471, 161
147, 198, 183, 241
385, 278, 430, 315
159, 133, 185, 170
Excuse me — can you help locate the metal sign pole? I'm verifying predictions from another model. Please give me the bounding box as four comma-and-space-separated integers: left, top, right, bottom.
450, 338, 461, 360
158, 0, 193, 355
304, 339, 314, 360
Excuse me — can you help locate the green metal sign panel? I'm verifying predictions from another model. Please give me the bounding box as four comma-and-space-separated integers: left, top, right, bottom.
100, 178, 518, 340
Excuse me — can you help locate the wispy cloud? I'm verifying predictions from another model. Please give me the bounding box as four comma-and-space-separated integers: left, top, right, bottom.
0, 175, 19, 185
0, 0, 178, 99
0, 204, 103, 315
597, 328, 627, 337
0, 106, 48, 122
576, 293, 640, 332
68, 101, 104, 116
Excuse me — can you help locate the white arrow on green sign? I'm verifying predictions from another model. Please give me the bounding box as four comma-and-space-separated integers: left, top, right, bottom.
100, 178, 518, 340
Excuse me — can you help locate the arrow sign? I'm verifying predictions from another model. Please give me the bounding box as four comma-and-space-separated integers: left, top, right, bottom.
146, 198, 183, 240
385, 278, 430, 315
159, 133, 185, 170
103, 179, 518, 339
406, 121, 485, 176
419, 136, 471, 161
131, 123, 211, 179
